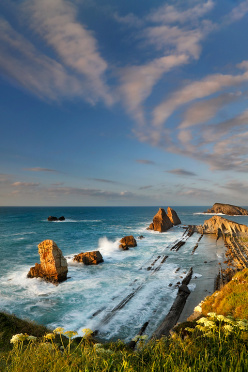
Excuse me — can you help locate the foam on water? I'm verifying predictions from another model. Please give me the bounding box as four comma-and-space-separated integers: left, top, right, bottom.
1, 206, 243, 340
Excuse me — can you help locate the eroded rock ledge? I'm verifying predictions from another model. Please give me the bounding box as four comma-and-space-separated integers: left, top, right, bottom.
147, 207, 181, 232
204, 203, 248, 216
195, 215, 248, 236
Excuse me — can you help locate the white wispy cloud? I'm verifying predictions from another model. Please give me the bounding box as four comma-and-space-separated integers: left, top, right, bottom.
23, 0, 113, 106
118, 1, 214, 124
148, 0, 214, 24
153, 68, 248, 127
0, 0, 112, 105
180, 93, 240, 129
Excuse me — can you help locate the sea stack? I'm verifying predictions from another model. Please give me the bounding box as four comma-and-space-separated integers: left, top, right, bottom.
204, 203, 248, 216
147, 208, 174, 232
27, 240, 68, 284
167, 207, 181, 225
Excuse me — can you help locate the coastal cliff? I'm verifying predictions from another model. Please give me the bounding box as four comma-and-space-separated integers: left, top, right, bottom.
204, 203, 248, 216
196, 215, 248, 236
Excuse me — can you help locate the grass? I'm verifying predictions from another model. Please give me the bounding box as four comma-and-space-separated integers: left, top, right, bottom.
1, 314, 248, 371
202, 268, 248, 319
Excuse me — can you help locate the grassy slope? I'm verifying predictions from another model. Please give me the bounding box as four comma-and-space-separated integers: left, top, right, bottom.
202, 268, 248, 319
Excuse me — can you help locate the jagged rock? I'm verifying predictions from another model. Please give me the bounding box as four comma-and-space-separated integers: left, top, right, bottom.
196, 216, 248, 236
73, 251, 104, 265
119, 235, 137, 249
48, 216, 65, 221
147, 208, 173, 232
167, 207, 181, 225
138, 235, 145, 239
204, 203, 248, 216
27, 240, 68, 283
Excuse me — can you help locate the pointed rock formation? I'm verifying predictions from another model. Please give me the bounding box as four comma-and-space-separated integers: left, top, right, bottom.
147, 208, 173, 232
73, 251, 104, 265
119, 235, 137, 250
196, 216, 248, 236
204, 203, 248, 216
27, 240, 68, 283
167, 207, 181, 225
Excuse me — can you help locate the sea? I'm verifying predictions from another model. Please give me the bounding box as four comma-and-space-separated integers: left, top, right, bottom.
1, 206, 248, 342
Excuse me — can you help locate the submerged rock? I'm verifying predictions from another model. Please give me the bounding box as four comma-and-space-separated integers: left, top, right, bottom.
119, 235, 137, 250
147, 208, 173, 232
27, 240, 68, 283
204, 203, 248, 216
167, 207, 181, 225
196, 216, 248, 236
73, 251, 104, 265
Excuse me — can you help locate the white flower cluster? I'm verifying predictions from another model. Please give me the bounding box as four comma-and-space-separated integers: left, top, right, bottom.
185, 313, 248, 337
10, 333, 37, 344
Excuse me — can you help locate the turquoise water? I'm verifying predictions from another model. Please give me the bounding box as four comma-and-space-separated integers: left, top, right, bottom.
1, 206, 248, 341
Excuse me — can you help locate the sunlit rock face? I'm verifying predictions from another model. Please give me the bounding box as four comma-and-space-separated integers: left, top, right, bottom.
196, 216, 248, 236
73, 251, 104, 265
167, 207, 181, 225
27, 240, 68, 283
204, 203, 248, 216
147, 208, 173, 232
119, 235, 137, 250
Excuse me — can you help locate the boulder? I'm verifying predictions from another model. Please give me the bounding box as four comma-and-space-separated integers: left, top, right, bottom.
47, 216, 65, 221
73, 250, 104, 265
147, 208, 173, 232
48, 216, 58, 221
204, 203, 248, 216
27, 240, 68, 283
167, 207, 181, 225
119, 235, 137, 249
196, 216, 248, 236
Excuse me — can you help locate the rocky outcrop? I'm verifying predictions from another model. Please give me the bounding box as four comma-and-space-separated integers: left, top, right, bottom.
48, 216, 65, 221
27, 240, 68, 283
204, 203, 248, 216
196, 216, 248, 236
147, 208, 173, 232
119, 235, 137, 250
73, 251, 104, 265
167, 207, 181, 225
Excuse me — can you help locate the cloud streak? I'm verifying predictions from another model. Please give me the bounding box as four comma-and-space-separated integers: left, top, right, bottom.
166, 169, 197, 176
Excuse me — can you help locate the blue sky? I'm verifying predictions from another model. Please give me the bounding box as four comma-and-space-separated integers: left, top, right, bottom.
1, 0, 248, 206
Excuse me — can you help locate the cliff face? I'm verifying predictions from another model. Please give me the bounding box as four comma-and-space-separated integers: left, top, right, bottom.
196, 216, 248, 236
205, 203, 248, 216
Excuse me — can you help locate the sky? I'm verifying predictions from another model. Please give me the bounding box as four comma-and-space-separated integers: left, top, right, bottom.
1, 0, 248, 206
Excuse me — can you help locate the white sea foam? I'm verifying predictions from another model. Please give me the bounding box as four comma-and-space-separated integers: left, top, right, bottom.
98, 237, 121, 259
193, 273, 202, 278
194, 212, 226, 215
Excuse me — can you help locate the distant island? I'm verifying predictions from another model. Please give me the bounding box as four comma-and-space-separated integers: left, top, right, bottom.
204, 203, 248, 216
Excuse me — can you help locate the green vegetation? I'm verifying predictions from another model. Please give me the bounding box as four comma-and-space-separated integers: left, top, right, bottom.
202, 268, 248, 319
2, 269, 248, 371
1, 314, 248, 371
